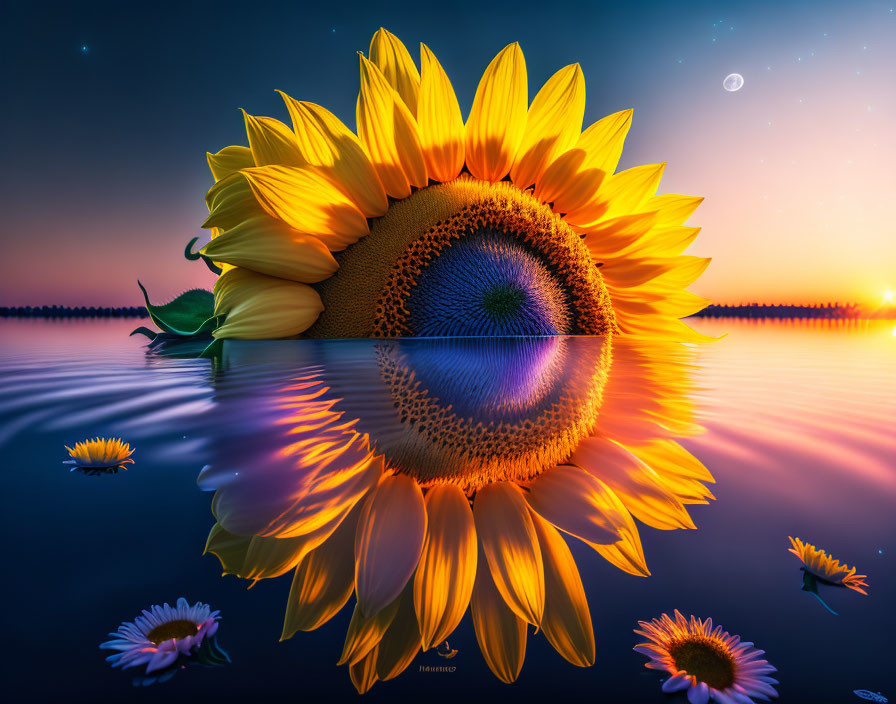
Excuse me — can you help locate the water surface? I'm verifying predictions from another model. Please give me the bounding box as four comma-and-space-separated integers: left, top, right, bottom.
0, 318, 892, 702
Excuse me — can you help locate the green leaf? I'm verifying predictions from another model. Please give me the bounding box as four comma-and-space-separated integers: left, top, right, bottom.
137, 281, 216, 336
129, 326, 158, 340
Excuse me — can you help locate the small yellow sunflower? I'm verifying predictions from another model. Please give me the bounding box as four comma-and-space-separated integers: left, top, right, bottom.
199, 334, 714, 692
199, 28, 709, 342
788, 536, 869, 595
64, 437, 135, 474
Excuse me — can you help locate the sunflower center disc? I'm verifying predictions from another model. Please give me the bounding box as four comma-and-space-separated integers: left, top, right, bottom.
407, 231, 570, 336
306, 176, 617, 339
147, 619, 200, 645
669, 639, 736, 690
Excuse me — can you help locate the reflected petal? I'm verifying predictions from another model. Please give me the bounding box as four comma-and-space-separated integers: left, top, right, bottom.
414, 483, 477, 650
338, 596, 401, 666
348, 645, 379, 694
523, 464, 621, 545
531, 512, 595, 667
471, 544, 527, 684
474, 482, 544, 626
355, 474, 427, 617
570, 436, 696, 530
376, 583, 422, 680
281, 501, 362, 638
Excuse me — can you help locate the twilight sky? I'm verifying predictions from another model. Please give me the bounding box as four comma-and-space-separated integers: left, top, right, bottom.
2, 0, 894, 307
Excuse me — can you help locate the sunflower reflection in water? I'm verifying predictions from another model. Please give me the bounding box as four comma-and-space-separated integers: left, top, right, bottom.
199, 335, 713, 692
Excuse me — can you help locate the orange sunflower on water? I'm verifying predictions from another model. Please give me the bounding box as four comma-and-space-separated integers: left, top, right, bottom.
198, 28, 709, 343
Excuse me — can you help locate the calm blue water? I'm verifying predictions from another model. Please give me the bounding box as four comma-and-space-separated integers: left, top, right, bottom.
0, 318, 893, 702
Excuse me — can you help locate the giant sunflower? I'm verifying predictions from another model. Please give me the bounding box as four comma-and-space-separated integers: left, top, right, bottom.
198, 334, 714, 692
199, 28, 709, 342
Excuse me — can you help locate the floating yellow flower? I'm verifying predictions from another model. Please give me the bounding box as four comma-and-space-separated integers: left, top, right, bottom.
198, 334, 714, 692
788, 536, 869, 595
64, 437, 135, 474
634, 610, 778, 704
199, 28, 709, 341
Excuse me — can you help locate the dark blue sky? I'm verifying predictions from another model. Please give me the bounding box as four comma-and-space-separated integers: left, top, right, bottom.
2, 0, 893, 305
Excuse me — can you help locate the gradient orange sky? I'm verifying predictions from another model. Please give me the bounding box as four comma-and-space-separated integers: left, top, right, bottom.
1, 1, 893, 307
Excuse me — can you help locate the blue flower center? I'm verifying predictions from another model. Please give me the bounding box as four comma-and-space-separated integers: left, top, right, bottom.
407, 231, 569, 337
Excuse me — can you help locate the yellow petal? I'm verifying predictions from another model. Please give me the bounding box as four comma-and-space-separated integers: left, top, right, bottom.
212, 268, 323, 339
355, 474, 427, 617
376, 584, 422, 681
471, 543, 527, 684
281, 502, 361, 639
207, 146, 253, 182
356, 53, 428, 199
201, 215, 337, 283
613, 313, 716, 343
602, 254, 710, 290
348, 645, 379, 694
612, 286, 710, 319
511, 63, 585, 188
643, 194, 703, 227
242, 111, 304, 167
338, 596, 401, 666
413, 484, 477, 650
600, 254, 709, 290
523, 464, 622, 545
537, 148, 607, 215
240, 165, 369, 251
473, 482, 544, 626
203, 173, 265, 230
570, 437, 695, 530
579, 212, 659, 257
534, 108, 632, 205
369, 28, 420, 116
574, 109, 633, 173
531, 512, 595, 667
628, 225, 701, 258
417, 43, 465, 182
278, 94, 388, 218
599, 163, 666, 220
465, 42, 527, 182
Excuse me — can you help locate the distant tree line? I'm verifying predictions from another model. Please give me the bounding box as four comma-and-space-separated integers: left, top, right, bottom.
692, 303, 863, 319
0, 302, 886, 321
0, 305, 148, 318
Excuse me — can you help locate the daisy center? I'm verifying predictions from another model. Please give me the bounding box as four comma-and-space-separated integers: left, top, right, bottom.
668, 638, 736, 690
147, 619, 199, 645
